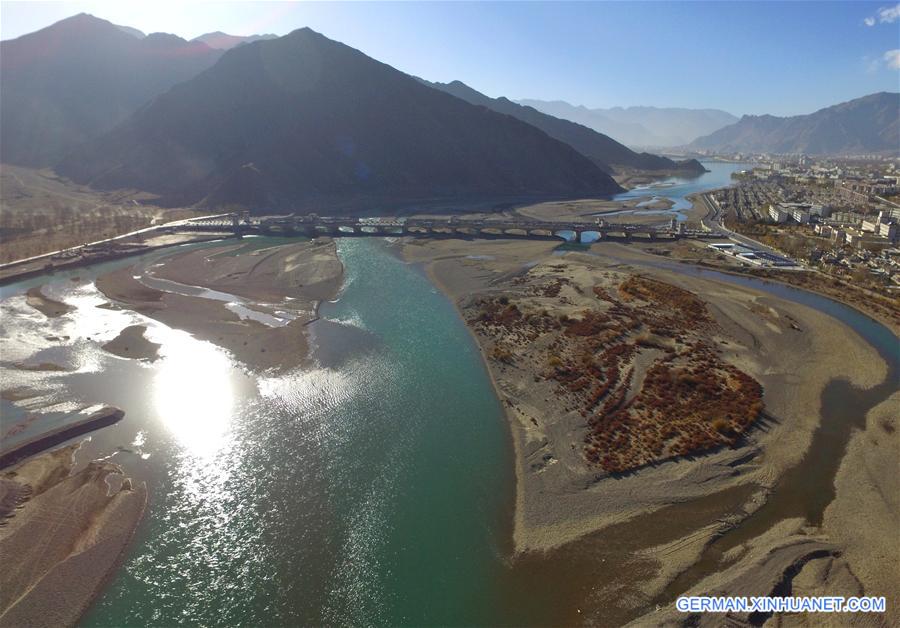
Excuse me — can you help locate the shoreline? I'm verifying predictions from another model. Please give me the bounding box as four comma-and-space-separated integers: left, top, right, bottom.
4, 231, 894, 339
408, 251, 526, 556
1, 234, 893, 626
0, 235, 229, 287
403, 236, 887, 553
669, 255, 900, 336
0, 444, 148, 627
92, 238, 344, 372
398, 236, 892, 625
0, 407, 125, 470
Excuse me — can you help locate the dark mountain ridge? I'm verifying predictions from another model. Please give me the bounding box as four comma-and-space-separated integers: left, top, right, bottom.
690, 92, 900, 155
59, 28, 623, 212
426, 80, 706, 174
0, 13, 223, 166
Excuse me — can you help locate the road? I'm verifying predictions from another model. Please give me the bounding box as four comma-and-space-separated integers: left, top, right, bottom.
698, 192, 803, 263
0, 213, 232, 271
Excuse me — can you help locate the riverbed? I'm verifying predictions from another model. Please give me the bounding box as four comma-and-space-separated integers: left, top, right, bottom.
1, 238, 518, 626
1, 222, 896, 625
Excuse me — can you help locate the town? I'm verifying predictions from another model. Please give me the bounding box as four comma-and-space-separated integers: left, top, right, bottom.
702, 155, 900, 294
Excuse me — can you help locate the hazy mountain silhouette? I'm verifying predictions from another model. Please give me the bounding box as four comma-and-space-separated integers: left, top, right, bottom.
426, 80, 705, 174
690, 93, 900, 155
114, 24, 146, 39
518, 100, 738, 148
59, 28, 622, 211
0, 13, 223, 166
192, 31, 279, 50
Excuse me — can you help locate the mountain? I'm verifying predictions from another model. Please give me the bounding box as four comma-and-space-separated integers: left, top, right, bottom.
690, 93, 900, 155
115, 24, 146, 39
192, 31, 279, 50
0, 13, 223, 167
518, 100, 738, 148
425, 80, 705, 174
516, 100, 660, 146
58, 28, 622, 211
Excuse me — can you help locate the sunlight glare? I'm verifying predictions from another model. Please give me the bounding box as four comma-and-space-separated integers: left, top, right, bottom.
152, 331, 235, 458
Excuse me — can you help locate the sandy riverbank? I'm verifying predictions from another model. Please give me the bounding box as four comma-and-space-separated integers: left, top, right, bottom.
95, 238, 343, 371
25, 286, 73, 318
101, 325, 160, 361
635, 238, 900, 336
402, 236, 891, 623
0, 233, 226, 286
0, 443, 146, 628
823, 391, 899, 626
634, 396, 898, 628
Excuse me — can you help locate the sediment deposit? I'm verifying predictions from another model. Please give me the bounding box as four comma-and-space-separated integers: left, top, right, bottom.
0, 444, 146, 628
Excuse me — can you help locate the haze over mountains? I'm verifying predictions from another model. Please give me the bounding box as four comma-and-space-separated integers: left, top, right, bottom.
110, 23, 279, 50
0, 14, 284, 168
59, 28, 622, 210
518, 100, 738, 148
191, 32, 279, 50
424, 80, 705, 174
0, 14, 223, 166
1, 13, 895, 214
690, 92, 900, 156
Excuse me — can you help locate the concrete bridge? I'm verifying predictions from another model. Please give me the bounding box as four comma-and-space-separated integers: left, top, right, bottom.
176, 213, 715, 243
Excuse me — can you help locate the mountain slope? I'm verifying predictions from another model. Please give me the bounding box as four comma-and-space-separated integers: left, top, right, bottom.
0, 13, 223, 166
192, 32, 278, 50
518, 100, 738, 147
59, 28, 622, 211
690, 93, 900, 155
426, 80, 705, 174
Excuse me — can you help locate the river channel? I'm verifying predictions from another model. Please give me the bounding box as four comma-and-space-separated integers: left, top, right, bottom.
1, 161, 896, 625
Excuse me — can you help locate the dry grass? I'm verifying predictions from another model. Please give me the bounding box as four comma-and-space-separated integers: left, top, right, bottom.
469, 271, 764, 474
0, 165, 193, 262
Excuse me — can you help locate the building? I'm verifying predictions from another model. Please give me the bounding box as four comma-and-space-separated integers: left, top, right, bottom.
789, 207, 810, 224
829, 211, 864, 225
862, 218, 879, 233
878, 222, 898, 242
814, 224, 833, 237
837, 178, 898, 204
769, 202, 822, 224
768, 204, 789, 223
862, 211, 896, 236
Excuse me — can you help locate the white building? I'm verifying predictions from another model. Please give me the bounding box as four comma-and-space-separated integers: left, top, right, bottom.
878, 222, 898, 242
789, 208, 810, 224
769, 204, 789, 223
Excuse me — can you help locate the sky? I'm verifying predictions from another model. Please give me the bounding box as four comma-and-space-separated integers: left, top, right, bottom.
1, 1, 898, 116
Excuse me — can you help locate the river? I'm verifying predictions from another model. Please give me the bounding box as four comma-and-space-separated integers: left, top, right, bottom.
1, 161, 896, 625
1, 238, 516, 626
610, 160, 752, 220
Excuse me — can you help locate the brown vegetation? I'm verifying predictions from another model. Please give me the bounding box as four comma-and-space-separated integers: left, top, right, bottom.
470, 271, 764, 474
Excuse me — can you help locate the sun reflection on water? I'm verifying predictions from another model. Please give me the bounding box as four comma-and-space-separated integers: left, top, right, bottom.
152, 330, 236, 458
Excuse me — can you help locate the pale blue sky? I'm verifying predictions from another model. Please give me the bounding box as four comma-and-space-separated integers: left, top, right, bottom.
2, 1, 898, 116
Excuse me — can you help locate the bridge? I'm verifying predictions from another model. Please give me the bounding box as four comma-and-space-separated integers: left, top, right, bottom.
176, 213, 716, 243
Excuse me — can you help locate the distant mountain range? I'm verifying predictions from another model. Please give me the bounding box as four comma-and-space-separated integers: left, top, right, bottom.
7, 13, 892, 213
191, 31, 279, 50
111, 25, 279, 50
689, 92, 900, 156
517, 100, 738, 148
58, 28, 622, 210
0, 14, 223, 166
423, 80, 705, 174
